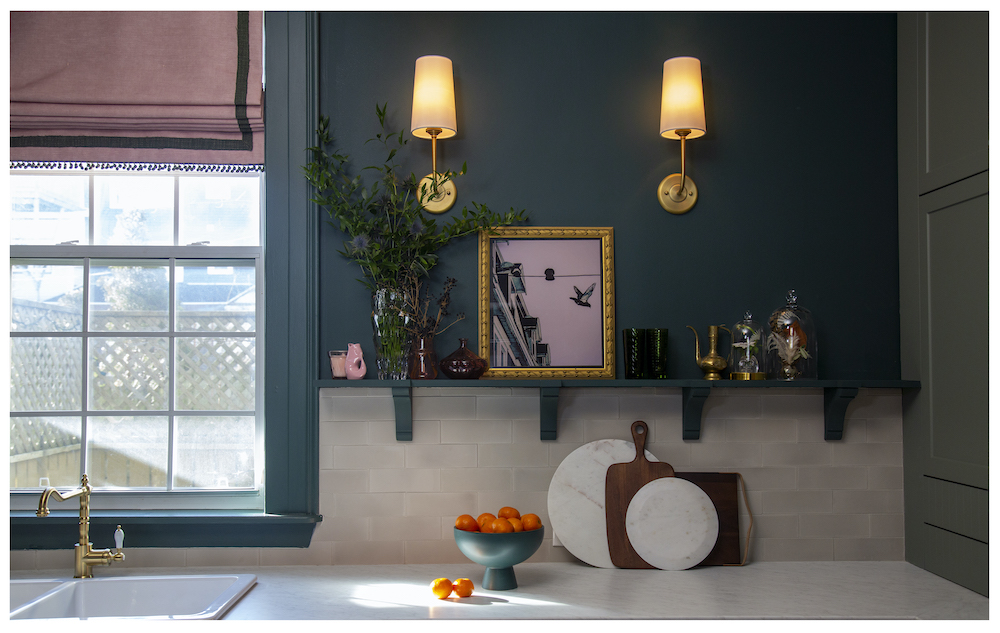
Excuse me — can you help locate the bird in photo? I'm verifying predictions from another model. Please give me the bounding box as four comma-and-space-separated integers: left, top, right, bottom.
570, 282, 596, 307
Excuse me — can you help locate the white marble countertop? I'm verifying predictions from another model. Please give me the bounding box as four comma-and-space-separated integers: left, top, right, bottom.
9, 561, 988, 620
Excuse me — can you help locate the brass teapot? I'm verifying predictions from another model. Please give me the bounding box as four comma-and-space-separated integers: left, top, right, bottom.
686, 324, 730, 380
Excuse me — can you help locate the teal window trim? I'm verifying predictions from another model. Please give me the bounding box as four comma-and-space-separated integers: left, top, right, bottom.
8, 12, 322, 550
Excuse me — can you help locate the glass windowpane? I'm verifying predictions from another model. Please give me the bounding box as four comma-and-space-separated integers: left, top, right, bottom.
175, 337, 255, 410
179, 176, 260, 246
94, 175, 173, 245
9, 174, 89, 245
174, 416, 255, 488
10, 262, 84, 332
176, 262, 256, 332
9, 417, 82, 488
90, 261, 169, 332
87, 417, 168, 489
10, 337, 82, 411
89, 337, 170, 411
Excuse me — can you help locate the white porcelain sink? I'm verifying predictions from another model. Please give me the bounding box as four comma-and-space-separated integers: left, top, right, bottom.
9, 574, 256, 620
10, 579, 66, 611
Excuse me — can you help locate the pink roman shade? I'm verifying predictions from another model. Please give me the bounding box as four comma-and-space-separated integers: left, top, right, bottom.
10, 11, 264, 166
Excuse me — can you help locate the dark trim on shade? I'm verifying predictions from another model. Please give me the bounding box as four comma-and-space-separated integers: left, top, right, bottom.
10, 161, 264, 173
10, 11, 256, 153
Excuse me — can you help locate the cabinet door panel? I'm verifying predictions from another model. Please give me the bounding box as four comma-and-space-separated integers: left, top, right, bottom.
918, 12, 988, 193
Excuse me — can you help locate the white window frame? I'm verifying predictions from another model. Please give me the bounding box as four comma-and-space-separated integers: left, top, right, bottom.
8, 167, 265, 512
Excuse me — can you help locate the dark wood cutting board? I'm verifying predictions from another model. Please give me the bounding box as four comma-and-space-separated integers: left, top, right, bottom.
605, 421, 742, 568
604, 420, 674, 568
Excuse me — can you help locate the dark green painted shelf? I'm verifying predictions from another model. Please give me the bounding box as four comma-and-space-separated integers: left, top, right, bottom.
316, 379, 921, 441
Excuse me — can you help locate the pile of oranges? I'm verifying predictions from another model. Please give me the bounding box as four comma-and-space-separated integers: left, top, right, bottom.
455, 506, 542, 533
431, 577, 474, 600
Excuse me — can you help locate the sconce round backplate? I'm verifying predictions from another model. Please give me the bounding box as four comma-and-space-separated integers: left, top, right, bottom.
418, 175, 457, 214
657, 174, 698, 214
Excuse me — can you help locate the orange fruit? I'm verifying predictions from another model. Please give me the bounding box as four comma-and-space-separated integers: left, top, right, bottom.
491, 517, 514, 533
521, 514, 542, 531
507, 517, 524, 532
452, 578, 474, 598
497, 506, 520, 519
431, 577, 453, 600
477, 513, 496, 530
480, 518, 495, 533
455, 514, 479, 532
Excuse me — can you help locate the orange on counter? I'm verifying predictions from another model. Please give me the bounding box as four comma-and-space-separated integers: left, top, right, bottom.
431, 577, 453, 599
497, 506, 520, 519
452, 578, 475, 598
521, 514, 542, 531
455, 514, 480, 532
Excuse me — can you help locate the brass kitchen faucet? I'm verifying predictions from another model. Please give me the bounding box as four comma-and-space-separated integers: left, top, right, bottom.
37, 474, 125, 578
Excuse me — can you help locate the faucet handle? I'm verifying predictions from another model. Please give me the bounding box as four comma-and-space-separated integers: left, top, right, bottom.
114, 525, 124, 552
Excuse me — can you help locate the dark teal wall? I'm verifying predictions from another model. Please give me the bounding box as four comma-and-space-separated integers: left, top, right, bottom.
315, 11, 899, 380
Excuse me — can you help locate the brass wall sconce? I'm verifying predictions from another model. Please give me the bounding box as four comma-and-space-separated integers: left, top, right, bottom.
658, 56, 706, 214
411, 55, 458, 213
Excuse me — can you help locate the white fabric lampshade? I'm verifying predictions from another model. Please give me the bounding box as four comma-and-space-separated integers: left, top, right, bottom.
659, 56, 706, 140
411, 55, 457, 139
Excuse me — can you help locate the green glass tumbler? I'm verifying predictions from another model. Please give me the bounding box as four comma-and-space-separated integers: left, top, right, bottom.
623, 328, 647, 379
646, 328, 669, 379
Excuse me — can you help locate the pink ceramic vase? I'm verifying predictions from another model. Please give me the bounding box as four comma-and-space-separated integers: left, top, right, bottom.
345, 343, 366, 380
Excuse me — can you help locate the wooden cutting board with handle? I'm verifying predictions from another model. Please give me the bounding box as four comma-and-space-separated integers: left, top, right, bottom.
605, 420, 674, 568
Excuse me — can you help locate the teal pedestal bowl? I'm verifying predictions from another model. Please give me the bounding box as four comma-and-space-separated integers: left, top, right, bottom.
453, 526, 544, 590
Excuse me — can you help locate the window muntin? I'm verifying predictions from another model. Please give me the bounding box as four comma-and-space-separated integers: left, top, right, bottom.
9, 168, 263, 508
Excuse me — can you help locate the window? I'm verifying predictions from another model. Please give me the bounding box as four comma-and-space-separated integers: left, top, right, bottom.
9, 167, 263, 511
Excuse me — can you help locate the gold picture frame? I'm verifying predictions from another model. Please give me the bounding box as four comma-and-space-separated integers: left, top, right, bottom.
478, 227, 615, 379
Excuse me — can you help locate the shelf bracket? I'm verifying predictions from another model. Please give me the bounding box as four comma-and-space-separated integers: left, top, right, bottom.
823, 386, 859, 440
682, 386, 712, 440
392, 386, 413, 441
539, 386, 560, 440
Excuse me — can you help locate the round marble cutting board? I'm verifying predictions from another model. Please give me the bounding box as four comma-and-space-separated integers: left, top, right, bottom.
625, 478, 719, 570
547, 439, 659, 568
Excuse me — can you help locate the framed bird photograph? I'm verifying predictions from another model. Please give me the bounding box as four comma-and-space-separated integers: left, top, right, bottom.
478, 226, 615, 378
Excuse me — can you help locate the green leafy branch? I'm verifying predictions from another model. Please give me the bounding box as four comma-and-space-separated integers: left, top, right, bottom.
303, 103, 528, 291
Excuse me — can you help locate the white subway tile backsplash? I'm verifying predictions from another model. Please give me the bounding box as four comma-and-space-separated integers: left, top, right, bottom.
370, 468, 441, 492
320, 469, 368, 494
512, 467, 556, 492
797, 466, 868, 490
688, 441, 763, 469
760, 393, 824, 419
832, 489, 905, 514
762, 490, 834, 514
761, 537, 835, 561
799, 513, 869, 538
439, 467, 512, 492
403, 492, 478, 517
477, 442, 549, 468
412, 394, 476, 420
725, 417, 798, 443
867, 466, 904, 490
702, 394, 762, 419
558, 392, 620, 419
13, 387, 904, 573
834, 537, 905, 561
404, 443, 478, 468
371, 515, 443, 541
832, 442, 904, 466
333, 492, 405, 517
441, 419, 512, 444
476, 394, 538, 420
762, 443, 833, 466
333, 444, 405, 469
869, 513, 905, 537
